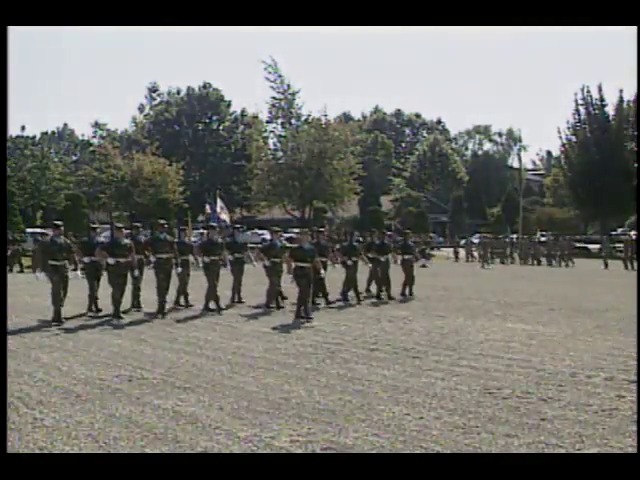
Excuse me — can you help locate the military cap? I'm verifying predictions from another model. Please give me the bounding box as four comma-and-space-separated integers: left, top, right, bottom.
316, 227, 326, 233
52, 220, 64, 229
179, 226, 188, 232
270, 226, 282, 233
113, 223, 125, 230
131, 222, 143, 229
403, 229, 412, 235
207, 223, 219, 230
157, 219, 169, 226
232, 224, 243, 230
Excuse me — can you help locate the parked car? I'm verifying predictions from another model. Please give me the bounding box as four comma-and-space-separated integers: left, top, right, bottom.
21, 228, 51, 252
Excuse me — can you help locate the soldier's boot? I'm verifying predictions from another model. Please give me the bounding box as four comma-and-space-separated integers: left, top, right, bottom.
279, 291, 288, 301
87, 296, 95, 314
93, 299, 103, 314
340, 290, 349, 302
387, 292, 396, 301
275, 295, 283, 309
173, 295, 184, 308
183, 294, 194, 308
324, 294, 334, 306
355, 291, 362, 304
236, 292, 245, 304
156, 301, 167, 318
52, 308, 64, 326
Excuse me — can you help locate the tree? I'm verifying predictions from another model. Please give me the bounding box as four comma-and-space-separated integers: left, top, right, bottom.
558, 85, 636, 234
357, 131, 394, 229
543, 166, 573, 209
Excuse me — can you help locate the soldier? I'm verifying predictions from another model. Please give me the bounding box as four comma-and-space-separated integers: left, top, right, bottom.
452, 236, 460, 263
464, 237, 474, 263
533, 239, 543, 266
373, 231, 396, 301
286, 229, 322, 324
195, 223, 227, 314
601, 234, 611, 270
145, 219, 178, 318
545, 236, 556, 267
174, 226, 195, 308
78, 224, 105, 314
363, 230, 379, 296
226, 225, 254, 304
128, 222, 147, 311
258, 226, 286, 310
7, 234, 25, 273
396, 229, 418, 298
34, 221, 79, 326
478, 235, 490, 269
311, 227, 334, 307
96, 224, 136, 321
622, 233, 636, 271
338, 230, 366, 303
508, 235, 516, 265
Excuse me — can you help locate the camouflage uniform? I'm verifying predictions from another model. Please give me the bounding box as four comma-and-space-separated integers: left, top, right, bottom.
397, 230, 417, 297
100, 224, 135, 320
339, 233, 363, 303
129, 223, 147, 311
145, 219, 178, 317
174, 226, 194, 308
198, 224, 226, 313
226, 225, 250, 304
78, 225, 104, 313
260, 227, 286, 309
34, 221, 78, 325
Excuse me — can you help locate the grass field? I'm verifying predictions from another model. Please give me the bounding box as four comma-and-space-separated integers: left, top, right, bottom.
7, 260, 637, 452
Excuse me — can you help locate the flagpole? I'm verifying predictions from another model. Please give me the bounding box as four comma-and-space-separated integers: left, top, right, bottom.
517, 131, 524, 238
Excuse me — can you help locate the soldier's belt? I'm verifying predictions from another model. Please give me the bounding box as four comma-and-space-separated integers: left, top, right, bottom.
402, 255, 414, 260
378, 255, 390, 261
268, 258, 283, 262
318, 257, 329, 261
179, 256, 190, 261
202, 256, 220, 263
48, 260, 68, 266
154, 254, 174, 259
232, 254, 245, 258
294, 262, 312, 267
82, 256, 99, 263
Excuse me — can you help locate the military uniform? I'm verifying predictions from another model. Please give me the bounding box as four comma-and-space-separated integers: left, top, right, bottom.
622, 234, 635, 271
311, 228, 334, 306
198, 224, 226, 313
145, 219, 178, 317
78, 225, 104, 313
373, 234, 395, 300
100, 224, 135, 320
34, 221, 78, 325
288, 235, 317, 321
396, 230, 417, 297
339, 234, 363, 303
226, 225, 250, 304
174, 227, 194, 308
363, 232, 379, 295
129, 223, 147, 311
260, 227, 286, 309
7, 235, 25, 273
479, 236, 490, 268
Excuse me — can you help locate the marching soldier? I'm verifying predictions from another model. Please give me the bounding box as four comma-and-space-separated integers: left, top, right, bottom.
7, 234, 25, 273
396, 229, 418, 298
338, 231, 366, 303
145, 219, 178, 318
226, 225, 255, 304
195, 223, 226, 314
464, 237, 475, 263
622, 233, 636, 271
311, 227, 334, 307
174, 226, 195, 308
479, 235, 491, 269
78, 224, 104, 314
363, 230, 379, 296
96, 224, 136, 321
34, 221, 80, 326
601, 234, 611, 270
286, 229, 323, 324
129, 223, 147, 311
373, 231, 396, 301
452, 236, 460, 263
258, 226, 286, 310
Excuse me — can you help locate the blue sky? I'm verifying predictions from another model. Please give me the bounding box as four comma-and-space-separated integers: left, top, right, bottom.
8, 26, 637, 159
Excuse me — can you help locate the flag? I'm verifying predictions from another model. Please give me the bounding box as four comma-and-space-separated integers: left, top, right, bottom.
216, 194, 231, 225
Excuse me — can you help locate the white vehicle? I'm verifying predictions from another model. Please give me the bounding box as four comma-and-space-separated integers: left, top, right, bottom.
22, 228, 50, 251
245, 229, 271, 245
190, 229, 207, 244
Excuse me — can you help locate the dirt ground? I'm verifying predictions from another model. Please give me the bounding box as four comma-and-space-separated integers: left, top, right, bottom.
7, 259, 637, 452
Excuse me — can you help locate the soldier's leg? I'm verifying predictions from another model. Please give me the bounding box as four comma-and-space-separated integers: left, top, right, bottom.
400, 262, 409, 296
153, 267, 165, 314
294, 275, 305, 319
352, 265, 362, 302
17, 254, 24, 273
48, 272, 63, 323
229, 264, 238, 302
265, 267, 276, 307
175, 268, 186, 306
130, 261, 143, 309
408, 262, 415, 296
183, 267, 192, 306
274, 268, 284, 308
114, 270, 128, 318
302, 274, 313, 319
365, 267, 374, 293
236, 263, 246, 302
61, 271, 69, 308
341, 267, 350, 300
383, 262, 394, 299
85, 269, 95, 312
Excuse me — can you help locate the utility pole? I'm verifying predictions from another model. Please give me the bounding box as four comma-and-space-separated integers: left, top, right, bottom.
517, 131, 525, 237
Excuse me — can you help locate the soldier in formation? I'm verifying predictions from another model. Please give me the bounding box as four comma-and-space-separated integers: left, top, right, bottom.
286, 228, 322, 324
226, 225, 254, 304
97, 223, 137, 321
129, 223, 147, 311
338, 231, 366, 304
622, 232, 636, 271
34, 221, 80, 325
396, 229, 417, 298
363, 230, 379, 296
174, 226, 195, 308
78, 224, 104, 314
311, 227, 334, 307
145, 219, 178, 318
258, 226, 286, 310
195, 223, 226, 314
373, 231, 395, 300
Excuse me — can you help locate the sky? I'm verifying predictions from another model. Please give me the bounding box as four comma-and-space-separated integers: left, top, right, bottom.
8, 26, 637, 160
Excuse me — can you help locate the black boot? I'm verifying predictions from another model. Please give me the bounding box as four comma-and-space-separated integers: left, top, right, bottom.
52, 309, 64, 326
324, 296, 334, 306
87, 297, 95, 313
93, 301, 103, 314
184, 295, 194, 308
173, 297, 183, 308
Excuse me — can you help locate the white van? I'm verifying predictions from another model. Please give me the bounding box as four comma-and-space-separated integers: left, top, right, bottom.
22, 228, 51, 252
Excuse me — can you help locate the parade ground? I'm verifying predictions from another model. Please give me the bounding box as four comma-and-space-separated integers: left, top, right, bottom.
7, 260, 637, 452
